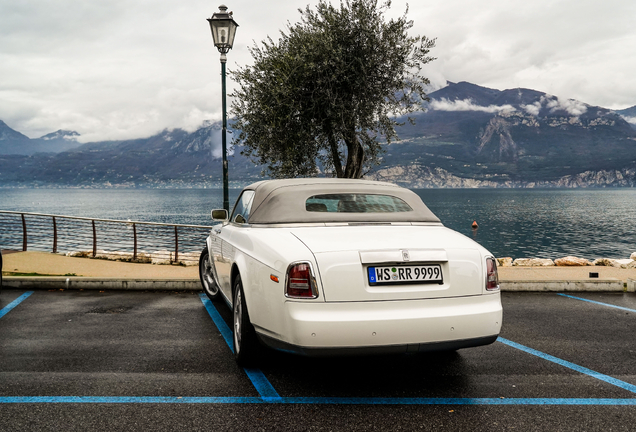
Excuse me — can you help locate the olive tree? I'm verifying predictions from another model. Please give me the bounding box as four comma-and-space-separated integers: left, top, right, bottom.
231, 0, 435, 178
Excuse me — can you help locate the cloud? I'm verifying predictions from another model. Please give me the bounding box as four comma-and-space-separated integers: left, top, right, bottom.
621, 116, 636, 125
205, 125, 235, 158
1, 0, 635, 141
542, 96, 588, 116
413, 0, 636, 109
521, 101, 542, 116
430, 98, 516, 114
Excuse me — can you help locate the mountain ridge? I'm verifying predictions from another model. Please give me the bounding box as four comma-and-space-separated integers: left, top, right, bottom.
2, 81, 636, 188
0, 121, 83, 155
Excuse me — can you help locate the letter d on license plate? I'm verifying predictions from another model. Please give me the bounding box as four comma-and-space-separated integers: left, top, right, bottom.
368, 264, 443, 285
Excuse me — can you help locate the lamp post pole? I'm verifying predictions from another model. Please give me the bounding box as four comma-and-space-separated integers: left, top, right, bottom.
207, 5, 238, 212
221, 55, 229, 212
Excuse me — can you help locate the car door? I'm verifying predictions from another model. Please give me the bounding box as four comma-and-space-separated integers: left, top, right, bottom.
213, 190, 255, 301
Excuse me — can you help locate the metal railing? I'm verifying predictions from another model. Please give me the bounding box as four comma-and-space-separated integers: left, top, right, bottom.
0, 211, 213, 265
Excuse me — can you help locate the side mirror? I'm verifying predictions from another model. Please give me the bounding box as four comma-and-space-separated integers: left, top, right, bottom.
211, 209, 228, 221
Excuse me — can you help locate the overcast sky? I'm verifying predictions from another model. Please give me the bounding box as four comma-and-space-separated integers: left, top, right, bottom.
1, 0, 635, 142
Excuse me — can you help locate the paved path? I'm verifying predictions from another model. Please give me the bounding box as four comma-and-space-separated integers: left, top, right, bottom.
2, 251, 636, 291
2, 250, 198, 279
499, 265, 636, 282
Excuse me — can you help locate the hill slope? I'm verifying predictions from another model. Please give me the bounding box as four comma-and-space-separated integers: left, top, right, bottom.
0, 121, 84, 155
373, 82, 636, 186
0, 123, 261, 188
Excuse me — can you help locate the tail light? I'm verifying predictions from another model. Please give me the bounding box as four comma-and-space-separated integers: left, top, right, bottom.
486, 257, 499, 291
285, 262, 318, 299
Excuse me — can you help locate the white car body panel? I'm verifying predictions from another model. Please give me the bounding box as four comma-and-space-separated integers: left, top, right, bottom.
281, 293, 502, 350
291, 225, 486, 302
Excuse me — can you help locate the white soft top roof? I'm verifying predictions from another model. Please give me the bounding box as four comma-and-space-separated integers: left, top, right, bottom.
243, 178, 441, 224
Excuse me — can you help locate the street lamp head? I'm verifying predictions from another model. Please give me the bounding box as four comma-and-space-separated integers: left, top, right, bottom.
207, 4, 238, 55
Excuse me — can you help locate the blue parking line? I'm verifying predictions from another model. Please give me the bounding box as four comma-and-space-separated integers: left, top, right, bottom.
1, 396, 635, 405
498, 338, 636, 394
558, 293, 636, 313
0, 396, 263, 404
279, 397, 636, 405
200, 295, 234, 348
199, 294, 281, 400
0, 291, 34, 319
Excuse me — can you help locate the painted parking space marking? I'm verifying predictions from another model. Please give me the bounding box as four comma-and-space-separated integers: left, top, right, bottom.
199, 294, 281, 400
0, 291, 34, 319
498, 337, 636, 394
1, 396, 635, 405
558, 293, 636, 313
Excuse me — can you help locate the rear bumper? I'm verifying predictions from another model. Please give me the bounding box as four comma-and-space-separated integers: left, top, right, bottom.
259, 333, 499, 357
257, 293, 502, 356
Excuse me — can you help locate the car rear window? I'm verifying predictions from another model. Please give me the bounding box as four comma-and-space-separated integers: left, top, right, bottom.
305, 194, 413, 213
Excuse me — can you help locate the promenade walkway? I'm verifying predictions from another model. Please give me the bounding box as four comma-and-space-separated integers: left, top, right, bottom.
2, 250, 635, 292
2, 250, 197, 279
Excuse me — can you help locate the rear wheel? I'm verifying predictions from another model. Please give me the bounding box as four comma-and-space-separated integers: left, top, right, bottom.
199, 246, 220, 301
233, 275, 259, 366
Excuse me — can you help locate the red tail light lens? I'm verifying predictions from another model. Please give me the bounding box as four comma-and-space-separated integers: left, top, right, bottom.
486, 257, 499, 291
286, 262, 318, 298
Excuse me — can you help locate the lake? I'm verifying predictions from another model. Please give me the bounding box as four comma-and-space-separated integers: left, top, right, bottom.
1, 188, 635, 260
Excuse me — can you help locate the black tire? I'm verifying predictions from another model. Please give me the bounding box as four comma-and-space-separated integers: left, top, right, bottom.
199, 246, 220, 301
232, 275, 259, 366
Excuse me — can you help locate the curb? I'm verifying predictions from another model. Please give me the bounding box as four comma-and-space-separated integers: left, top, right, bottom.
500, 279, 626, 292
4, 277, 634, 293
3, 277, 200, 291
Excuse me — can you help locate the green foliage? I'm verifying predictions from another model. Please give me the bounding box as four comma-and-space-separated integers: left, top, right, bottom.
231, 0, 435, 178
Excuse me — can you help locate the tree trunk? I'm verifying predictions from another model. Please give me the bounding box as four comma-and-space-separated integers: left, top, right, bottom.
344, 137, 365, 179
327, 129, 344, 178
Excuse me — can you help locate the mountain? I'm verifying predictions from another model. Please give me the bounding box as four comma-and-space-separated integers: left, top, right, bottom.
1, 82, 636, 188
617, 105, 636, 117
370, 82, 636, 186
0, 121, 83, 155
616, 105, 636, 130
0, 120, 30, 142
40, 130, 81, 141
0, 122, 261, 188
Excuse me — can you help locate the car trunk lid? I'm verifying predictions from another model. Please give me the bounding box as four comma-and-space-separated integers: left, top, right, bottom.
291, 226, 485, 302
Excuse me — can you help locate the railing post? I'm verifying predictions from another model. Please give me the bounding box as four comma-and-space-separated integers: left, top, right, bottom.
174, 226, 179, 263
92, 220, 97, 257
52, 216, 57, 254
21, 213, 27, 251
133, 223, 137, 261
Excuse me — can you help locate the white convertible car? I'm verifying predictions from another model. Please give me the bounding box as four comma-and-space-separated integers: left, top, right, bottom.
199, 178, 502, 365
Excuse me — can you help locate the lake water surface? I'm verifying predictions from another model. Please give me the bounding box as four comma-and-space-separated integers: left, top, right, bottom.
1, 188, 634, 260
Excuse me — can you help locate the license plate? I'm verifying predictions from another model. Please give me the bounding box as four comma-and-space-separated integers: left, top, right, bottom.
368, 264, 443, 285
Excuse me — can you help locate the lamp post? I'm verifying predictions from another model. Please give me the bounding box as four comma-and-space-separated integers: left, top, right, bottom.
207, 4, 238, 212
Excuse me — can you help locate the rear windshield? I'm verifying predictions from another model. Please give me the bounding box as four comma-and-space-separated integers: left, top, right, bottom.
306, 194, 412, 213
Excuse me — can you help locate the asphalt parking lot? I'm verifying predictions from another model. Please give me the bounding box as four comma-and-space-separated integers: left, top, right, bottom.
1, 289, 635, 431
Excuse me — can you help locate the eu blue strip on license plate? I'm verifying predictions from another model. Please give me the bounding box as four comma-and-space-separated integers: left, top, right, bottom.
368, 266, 377, 283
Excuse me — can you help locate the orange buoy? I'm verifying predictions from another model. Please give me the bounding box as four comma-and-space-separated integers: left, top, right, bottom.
471, 220, 479, 229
